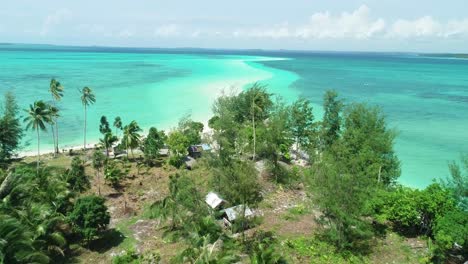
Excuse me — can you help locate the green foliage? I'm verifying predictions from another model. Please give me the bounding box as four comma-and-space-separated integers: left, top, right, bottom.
149, 174, 206, 232
321, 90, 343, 150
80, 86, 96, 106
261, 101, 294, 183
370, 184, 456, 235
246, 231, 284, 264
99, 115, 111, 134
239, 83, 273, 123
68, 195, 110, 243
92, 150, 106, 172
308, 151, 375, 252
283, 237, 367, 264
114, 116, 123, 131
100, 131, 118, 157
0, 92, 23, 163
0, 214, 50, 264
289, 97, 317, 152
112, 249, 161, 264
443, 154, 468, 210
340, 103, 400, 186
178, 116, 204, 146
432, 210, 468, 260
122, 120, 142, 158
142, 127, 166, 165
166, 130, 189, 167
0, 165, 74, 263
66, 157, 90, 192
211, 160, 262, 206
104, 160, 127, 188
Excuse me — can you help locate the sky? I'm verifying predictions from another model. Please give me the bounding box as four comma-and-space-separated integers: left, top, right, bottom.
1, 0, 468, 52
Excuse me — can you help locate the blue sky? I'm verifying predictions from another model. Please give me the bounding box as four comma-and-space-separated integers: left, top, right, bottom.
1, 0, 468, 52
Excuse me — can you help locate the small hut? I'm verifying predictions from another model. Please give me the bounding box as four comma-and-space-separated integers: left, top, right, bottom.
188, 145, 204, 158
205, 192, 225, 210
223, 205, 254, 224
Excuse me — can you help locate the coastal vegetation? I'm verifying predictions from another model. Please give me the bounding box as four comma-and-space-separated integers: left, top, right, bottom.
0, 80, 466, 263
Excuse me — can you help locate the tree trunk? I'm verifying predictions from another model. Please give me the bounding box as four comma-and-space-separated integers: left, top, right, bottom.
252, 110, 256, 161
126, 141, 129, 159
84, 104, 87, 151
0, 173, 14, 199
51, 124, 56, 157
378, 165, 382, 183
37, 128, 40, 175
55, 120, 59, 154
97, 169, 101, 196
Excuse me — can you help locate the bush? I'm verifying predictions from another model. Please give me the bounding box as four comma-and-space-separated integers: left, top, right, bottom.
112, 250, 161, 264
370, 184, 456, 235
105, 160, 126, 188
66, 157, 90, 192
432, 210, 468, 261
68, 195, 110, 242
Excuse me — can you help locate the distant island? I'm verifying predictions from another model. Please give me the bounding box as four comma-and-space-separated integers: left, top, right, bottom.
422, 53, 468, 59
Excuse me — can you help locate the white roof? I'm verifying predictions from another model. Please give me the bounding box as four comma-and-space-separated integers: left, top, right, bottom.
205, 192, 224, 209
224, 205, 253, 222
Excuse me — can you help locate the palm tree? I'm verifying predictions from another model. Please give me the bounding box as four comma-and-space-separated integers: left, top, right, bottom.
47, 105, 59, 157
122, 121, 142, 159
80, 87, 96, 151
0, 214, 49, 263
23, 101, 51, 174
49, 79, 64, 154
113, 116, 122, 138
99, 132, 118, 158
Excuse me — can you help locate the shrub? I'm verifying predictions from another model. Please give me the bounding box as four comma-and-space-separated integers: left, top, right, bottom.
68, 195, 110, 243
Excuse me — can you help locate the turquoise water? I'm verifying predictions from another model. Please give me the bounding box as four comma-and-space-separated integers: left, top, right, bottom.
1, 45, 467, 188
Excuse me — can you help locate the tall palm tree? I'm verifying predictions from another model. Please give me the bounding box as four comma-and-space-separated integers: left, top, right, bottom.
49, 79, 64, 154
47, 105, 59, 157
122, 121, 142, 159
99, 132, 118, 158
23, 101, 51, 174
113, 116, 122, 138
80, 87, 96, 151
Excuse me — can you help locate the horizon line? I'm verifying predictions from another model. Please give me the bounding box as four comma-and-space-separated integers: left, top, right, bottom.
1, 42, 466, 55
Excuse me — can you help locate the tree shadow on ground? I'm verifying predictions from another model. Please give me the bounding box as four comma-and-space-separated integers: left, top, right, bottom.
88, 228, 126, 253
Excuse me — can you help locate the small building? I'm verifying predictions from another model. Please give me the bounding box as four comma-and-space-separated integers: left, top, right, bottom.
223, 205, 254, 223
188, 145, 204, 158
158, 148, 169, 156
205, 192, 225, 210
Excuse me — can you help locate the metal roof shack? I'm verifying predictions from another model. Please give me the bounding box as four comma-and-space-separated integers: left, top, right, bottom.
223, 205, 254, 222
205, 192, 225, 210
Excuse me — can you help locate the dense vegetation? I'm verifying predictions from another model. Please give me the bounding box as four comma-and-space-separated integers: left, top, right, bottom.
0, 80, 466, 263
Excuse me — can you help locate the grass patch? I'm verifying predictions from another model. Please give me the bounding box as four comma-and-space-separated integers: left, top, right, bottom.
281, 236, 368, 264
282, 203, 309, 221
114, 217, 139, 250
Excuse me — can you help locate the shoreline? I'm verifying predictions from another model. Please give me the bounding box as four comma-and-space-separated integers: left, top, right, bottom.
16, 56, 287, 158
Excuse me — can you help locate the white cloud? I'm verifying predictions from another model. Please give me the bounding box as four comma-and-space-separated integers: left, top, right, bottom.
41, 8, 71, 36
296, 5, 385, 39
388, 16, 468, 38
154, 24, 179, 37
228, 5, 468, 41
